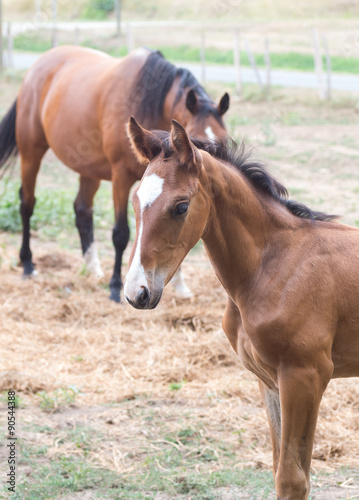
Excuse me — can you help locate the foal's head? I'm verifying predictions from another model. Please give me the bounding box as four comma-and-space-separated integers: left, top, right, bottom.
124, 118, 209, 309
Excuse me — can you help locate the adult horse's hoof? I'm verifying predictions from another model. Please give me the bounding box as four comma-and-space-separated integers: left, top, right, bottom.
22, 261, 37, 278
109, 287, 121, 303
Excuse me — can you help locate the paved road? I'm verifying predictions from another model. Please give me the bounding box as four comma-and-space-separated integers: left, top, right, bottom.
9, 51, 359, 92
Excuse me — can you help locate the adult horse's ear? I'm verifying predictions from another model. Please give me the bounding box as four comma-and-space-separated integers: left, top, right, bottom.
186, 89, 198, 114
171, 120, 201, 174
127, 116, 162, 165
218, 92, 230, 116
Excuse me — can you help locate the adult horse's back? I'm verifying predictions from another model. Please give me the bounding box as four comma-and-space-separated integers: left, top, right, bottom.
0, 45, 229, 301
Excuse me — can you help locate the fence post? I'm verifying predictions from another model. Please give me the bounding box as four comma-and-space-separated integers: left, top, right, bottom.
200, 32, 206, 84
264, 37, 271, 91
74, 26, 79, 45
245, 40, 263, 89
35, 0, 42, 20
0, 0, 3, 74
126, 23, 133, 52
311, 28, 325, 100
233, 28, 241, 96
114, 0, 121, 38
322, 34, 331, 100
7, 22, 12, 68
52, 0, 58, 48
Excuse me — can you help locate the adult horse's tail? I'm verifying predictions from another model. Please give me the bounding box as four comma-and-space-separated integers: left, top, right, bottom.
0, 99, 18, 179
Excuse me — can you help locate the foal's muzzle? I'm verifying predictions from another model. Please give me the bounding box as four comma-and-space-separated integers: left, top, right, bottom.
125, 286, 162, 310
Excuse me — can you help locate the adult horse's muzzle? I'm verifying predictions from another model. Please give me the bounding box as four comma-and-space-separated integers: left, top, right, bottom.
125, 285, 163, 310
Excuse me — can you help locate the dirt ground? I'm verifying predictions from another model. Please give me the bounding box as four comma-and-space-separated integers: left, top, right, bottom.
0, 80, 359, 498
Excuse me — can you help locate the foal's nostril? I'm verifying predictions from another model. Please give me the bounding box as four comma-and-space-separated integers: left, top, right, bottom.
137, 286, 150, 308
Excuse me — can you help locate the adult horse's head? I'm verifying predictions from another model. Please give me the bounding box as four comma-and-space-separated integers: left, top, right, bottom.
178, 87, 230, 140
133, 50, 230, 141
124, 117, 210, 309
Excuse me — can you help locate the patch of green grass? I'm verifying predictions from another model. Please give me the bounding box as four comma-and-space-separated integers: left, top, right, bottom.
0, 178, 117, 240
6, 418, 359, 499
12, 34, 359, 74
13, 34, 52, 53
117, 465, 274, 499
8, 453, 121, 500
22, 423, 55, 434
37, 386, 80, 413
160, 45, 359, 74
0, 391, 24, 408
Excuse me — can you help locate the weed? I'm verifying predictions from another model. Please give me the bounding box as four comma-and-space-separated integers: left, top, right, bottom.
70, 355, 84, 362
260, 122, 277, 146
169, 380, 186, 391
0, 391, 24, 408
37, 386, 80, 413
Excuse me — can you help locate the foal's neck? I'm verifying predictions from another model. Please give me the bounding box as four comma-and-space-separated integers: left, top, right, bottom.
200, 155, 296, 303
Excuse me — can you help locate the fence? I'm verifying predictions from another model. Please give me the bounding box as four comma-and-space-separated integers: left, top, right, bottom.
1, 20, 339, 100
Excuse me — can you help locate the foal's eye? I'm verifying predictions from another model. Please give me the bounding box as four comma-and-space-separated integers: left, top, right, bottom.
172, 202, 189, 216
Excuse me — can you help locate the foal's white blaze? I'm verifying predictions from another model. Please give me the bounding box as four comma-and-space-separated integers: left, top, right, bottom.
84, 242, 104, 278
205, 126, 215, 140
124, 174, 164, 299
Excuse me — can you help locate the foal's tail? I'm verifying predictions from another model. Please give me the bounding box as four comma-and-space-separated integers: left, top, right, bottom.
0, 99, 18, 179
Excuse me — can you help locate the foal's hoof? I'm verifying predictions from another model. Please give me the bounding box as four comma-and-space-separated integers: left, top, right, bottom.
109, 288, 121, 303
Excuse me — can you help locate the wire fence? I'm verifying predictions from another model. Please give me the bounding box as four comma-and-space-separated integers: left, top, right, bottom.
2, 19, 357, 99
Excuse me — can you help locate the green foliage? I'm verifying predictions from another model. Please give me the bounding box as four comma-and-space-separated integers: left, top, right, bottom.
37, 386, 80, 413
91, 0, 115, 12
81, 0, 115, 19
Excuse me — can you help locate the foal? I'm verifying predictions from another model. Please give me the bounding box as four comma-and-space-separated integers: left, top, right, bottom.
124, 118, 359, 500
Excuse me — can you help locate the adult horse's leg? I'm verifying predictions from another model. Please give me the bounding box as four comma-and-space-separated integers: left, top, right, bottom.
170, 266, 193, 298
19, 148, 48, 276
275, 356, 333, 500
74, 176, 102, 276
259, 381, 281, 477
110, 168, 137, 303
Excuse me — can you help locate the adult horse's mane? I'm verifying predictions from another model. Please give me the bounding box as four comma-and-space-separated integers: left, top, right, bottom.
160, 134, 337, 222
133, 50, 224, 128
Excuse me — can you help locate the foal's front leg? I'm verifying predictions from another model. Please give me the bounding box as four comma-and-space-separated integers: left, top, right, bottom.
275, 359, 332, 500
259, 381, 281, 477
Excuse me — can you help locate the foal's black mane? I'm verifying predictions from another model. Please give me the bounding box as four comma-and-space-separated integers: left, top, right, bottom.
161, 136, 336, 222
133, 50, 223, 129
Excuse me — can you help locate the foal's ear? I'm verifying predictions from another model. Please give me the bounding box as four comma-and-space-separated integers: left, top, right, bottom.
217, 92, 230, 116
170, 120, 201, 174
127, 116, 162, 165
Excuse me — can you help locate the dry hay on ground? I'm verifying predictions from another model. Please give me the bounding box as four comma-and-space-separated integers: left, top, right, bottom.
0, 237, 359, 476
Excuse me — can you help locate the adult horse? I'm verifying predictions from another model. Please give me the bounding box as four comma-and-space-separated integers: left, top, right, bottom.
0, 45, 229, 302
124, 118, 359, 499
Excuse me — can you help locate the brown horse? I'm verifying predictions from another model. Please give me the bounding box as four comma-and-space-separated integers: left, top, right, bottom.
0, 45, 229, 302
124, 117, 359, 499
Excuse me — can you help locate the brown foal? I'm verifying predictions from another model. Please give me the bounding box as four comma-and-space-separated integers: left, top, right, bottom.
0, 45, 229, 301
124, 117, 359, 500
